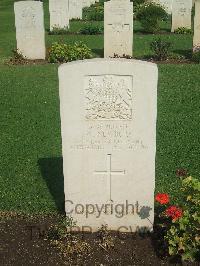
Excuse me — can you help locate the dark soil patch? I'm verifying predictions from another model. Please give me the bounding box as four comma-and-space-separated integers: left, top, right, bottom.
5, 58, 196, 66
4, 52, 197, 66
48, 32, 103, 36
0, 213, 199, 266
134, 31, 173, 35
5, 58, 48, 66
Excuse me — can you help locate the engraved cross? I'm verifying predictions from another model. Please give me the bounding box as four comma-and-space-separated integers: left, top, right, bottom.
94, 154, 125, 202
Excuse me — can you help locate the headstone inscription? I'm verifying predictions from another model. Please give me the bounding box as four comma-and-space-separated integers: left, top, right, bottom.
171, 0, 192, 32
49, 0, 69, 31
104, 0, 133, 58
59, 59, 158, 232
14, 1, 45, 59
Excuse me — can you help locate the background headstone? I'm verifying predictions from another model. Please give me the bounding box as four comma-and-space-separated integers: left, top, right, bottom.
59, 59, 158, 232
104, 0, 133, 58
14, 1, 45, 59
69, 0, 82, 20
171, 0, 192, 32
193, 0, 200, 52
49, 0, 69, 31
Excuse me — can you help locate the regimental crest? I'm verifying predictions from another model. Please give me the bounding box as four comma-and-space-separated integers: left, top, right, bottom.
85, 75, 133, 120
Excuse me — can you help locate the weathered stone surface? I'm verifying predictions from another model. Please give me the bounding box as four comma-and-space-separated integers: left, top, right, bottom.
59, 59, 158, 232
14, 1, 45, 59
104, 0, 133, 58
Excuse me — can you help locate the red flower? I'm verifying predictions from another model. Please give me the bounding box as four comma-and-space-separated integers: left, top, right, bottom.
165, 206, 183, 221
155, 193, 170, 205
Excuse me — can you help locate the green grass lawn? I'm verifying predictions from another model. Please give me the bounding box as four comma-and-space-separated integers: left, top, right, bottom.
0, 0, 199, 214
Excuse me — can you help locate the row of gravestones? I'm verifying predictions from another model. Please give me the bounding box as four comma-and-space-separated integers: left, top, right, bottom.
12, 1, 198, 233
153, 0, 194, 15
155, 0, 200, 52
14, 0, 200, 61
14, 0, 99, 59
50, 0, 100, 30
52, 0, 197, 35
154, 0, 198, 33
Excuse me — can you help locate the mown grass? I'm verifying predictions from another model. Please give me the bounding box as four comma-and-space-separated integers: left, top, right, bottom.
0, 0, 199, 213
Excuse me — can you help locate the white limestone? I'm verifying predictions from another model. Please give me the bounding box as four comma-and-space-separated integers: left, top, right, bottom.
171, 0, 192, 32
69, 0, 82, 20
49, 0, 69, 31
193, 0, 200, 52
14, 1, 45, 60
59, 59, 158, 232
104, 0, 133, 58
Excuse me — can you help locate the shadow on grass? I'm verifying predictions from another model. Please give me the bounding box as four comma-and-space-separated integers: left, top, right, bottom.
38, 157, 65, 214
133, 29, 171, 35
92, 48, 104, 58
173, 49, 192, 59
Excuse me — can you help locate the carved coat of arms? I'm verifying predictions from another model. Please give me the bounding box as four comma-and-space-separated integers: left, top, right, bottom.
85, 75, 133, 120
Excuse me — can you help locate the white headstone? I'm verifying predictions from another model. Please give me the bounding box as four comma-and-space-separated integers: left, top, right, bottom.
193, 0, 200, 52
69, 0, 83, 20
49, 0, 69, 31
14, 1, 45, 60
104, 0, 133, 58
171, 0, 192, 32
59, 59, 158, 232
